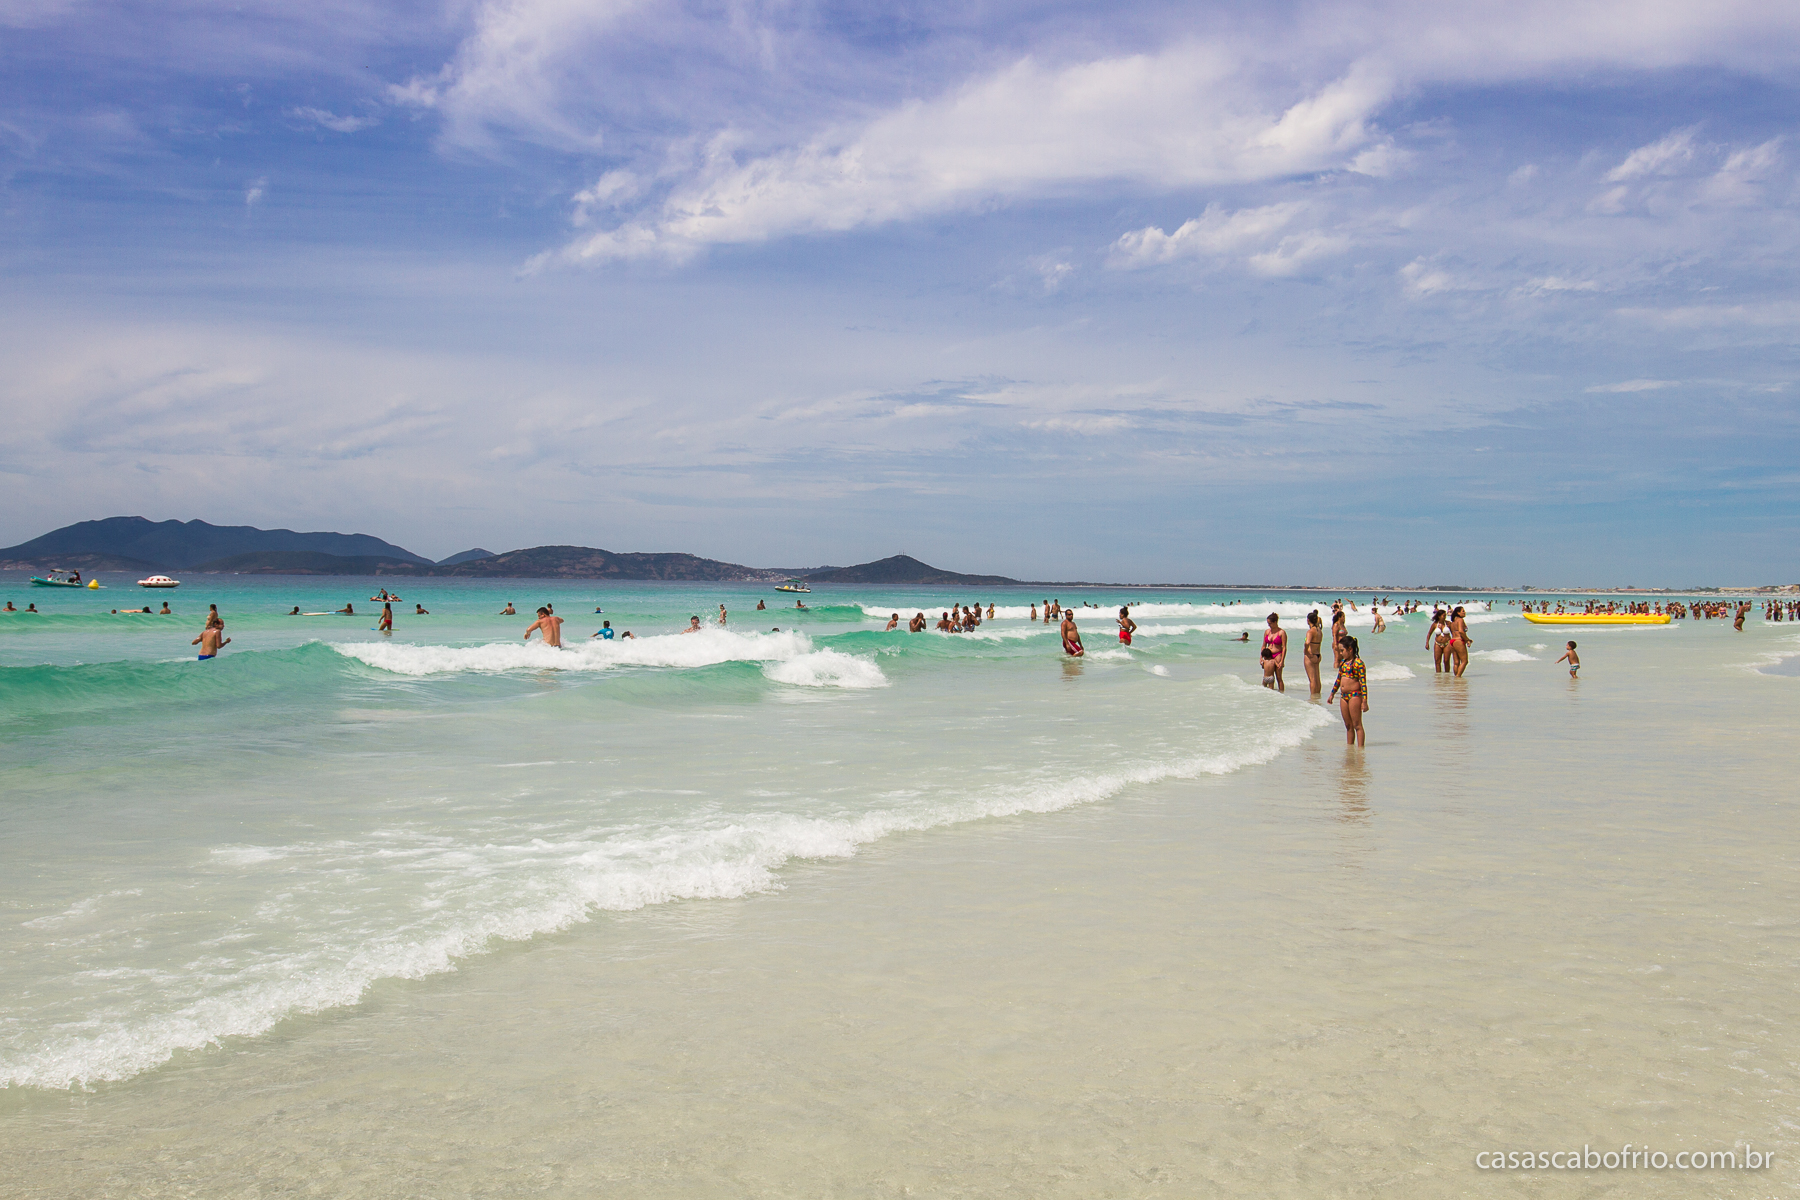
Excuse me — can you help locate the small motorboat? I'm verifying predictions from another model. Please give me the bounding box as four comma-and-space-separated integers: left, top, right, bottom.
774, 580, 811, 593
30, 570, 93, 588
137, 575, 181, 589
1521, 612, 1671, 625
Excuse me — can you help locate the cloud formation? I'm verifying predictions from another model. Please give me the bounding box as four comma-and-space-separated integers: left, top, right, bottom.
546, 52, 1390, 263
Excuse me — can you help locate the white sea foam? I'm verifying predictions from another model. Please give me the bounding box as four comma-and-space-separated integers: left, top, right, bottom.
20, 890, 143, 930
331, 628, 816, 676
1365, 661, 1415, 681
0, 680, 1327, 1092
1471, 649, 1537, 662
1146, 665, 1172, 677
762, 649, 887, 689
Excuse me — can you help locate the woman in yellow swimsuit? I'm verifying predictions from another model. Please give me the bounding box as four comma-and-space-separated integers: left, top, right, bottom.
1327, 634, 1367, 746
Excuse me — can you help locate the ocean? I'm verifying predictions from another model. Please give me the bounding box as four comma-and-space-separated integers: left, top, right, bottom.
3, 576, 1795, 1196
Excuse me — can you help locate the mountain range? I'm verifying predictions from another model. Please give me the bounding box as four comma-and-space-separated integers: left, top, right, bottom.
0, 518, 1020, 586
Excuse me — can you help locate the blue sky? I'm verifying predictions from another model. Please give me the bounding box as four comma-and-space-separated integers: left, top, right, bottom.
3, 0, 1797, 585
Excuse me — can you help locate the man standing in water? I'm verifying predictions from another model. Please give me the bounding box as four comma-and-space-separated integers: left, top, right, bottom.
1061, 609, 1084, 657
1262, 613, 1288, 693
191, 620, 230, 660
524, 606, 564, 647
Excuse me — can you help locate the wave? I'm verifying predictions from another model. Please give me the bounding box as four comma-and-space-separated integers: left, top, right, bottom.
1470, 648, 1537, 662
0, 680, 1327, 1091
762, 649, 887, 689
0, 642, 352, 723
332, 628, 819, 676
1364, 661, 1415, 680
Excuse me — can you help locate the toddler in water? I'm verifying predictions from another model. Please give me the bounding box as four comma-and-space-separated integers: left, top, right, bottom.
1556, 640, 1579, 677
1261, 647, 1277, 689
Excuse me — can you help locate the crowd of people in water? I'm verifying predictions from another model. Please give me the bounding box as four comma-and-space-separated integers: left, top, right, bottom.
11, 586, 1798, 739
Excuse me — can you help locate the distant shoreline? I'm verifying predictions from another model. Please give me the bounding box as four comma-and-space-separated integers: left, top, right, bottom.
13, 571, 1792, 598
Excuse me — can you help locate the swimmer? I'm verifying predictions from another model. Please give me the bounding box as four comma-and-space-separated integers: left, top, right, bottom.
1117, 606, 1136, 646
191, 622, 230, 660
592, 620, 615, 640
289, 607, 301, 615
756, 599, 766, 610
3, 601, 13, 612
719, 604, 728, 626
378, 602, 393, 634
158, 602, 171, 614
25, 603, 37, 613
1261, 647, 1277, 688
620, 631, 635, 639
909, 612, 927, 633
1060, 609, 1084, 657
337, 603, 355, 615
682, 616, 703, 633
523, 606, 564, 647
885, 613, 899, 631
415, 604, 429, 615
795, 599, 807, 609
1556, 641, 1580, 678
501, 602, 516, 615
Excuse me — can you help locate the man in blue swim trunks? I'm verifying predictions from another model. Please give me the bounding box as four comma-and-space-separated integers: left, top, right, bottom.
191, 622, 230, 660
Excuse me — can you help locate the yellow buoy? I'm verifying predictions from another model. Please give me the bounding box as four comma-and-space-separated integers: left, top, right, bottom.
87, 579, 100, 589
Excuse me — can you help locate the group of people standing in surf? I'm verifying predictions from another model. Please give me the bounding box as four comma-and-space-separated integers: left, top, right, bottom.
1256, 601, 1376, 747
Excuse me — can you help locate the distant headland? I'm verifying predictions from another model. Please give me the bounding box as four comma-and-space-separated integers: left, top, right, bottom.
2, 517, 1795, 592
0, 517, 1024, 586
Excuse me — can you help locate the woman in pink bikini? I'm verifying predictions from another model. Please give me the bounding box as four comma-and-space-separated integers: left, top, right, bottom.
1262, 613, 1288, 693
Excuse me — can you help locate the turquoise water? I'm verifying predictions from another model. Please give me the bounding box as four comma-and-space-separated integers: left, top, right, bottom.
0, 575, 1779, 1092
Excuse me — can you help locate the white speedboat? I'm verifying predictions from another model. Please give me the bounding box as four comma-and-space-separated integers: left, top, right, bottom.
775, 580, 811, 593
138, 575, 181, 588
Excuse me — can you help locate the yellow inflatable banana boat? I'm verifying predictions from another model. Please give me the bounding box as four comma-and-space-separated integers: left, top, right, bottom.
1521, 612, 1671, 625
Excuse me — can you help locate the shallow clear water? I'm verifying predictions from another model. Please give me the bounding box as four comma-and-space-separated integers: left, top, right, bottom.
4, 576, 1795, 1197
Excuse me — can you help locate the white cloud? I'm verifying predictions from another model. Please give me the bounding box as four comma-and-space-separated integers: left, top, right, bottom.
1521, 276, 1600, 295
244, 176, 267, 206
1702, 137, 1782, 205
1109, 202, 1307, 269
1606, 127, 1700, 182
389, 0, 644, 152
288, 106, 378, 133
1398, 257, 1461, 296
548, 52, 1393, 263
1585, 379, 1679, 392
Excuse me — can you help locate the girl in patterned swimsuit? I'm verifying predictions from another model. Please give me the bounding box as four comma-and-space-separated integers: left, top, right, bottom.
1327, 634, 1368, 747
